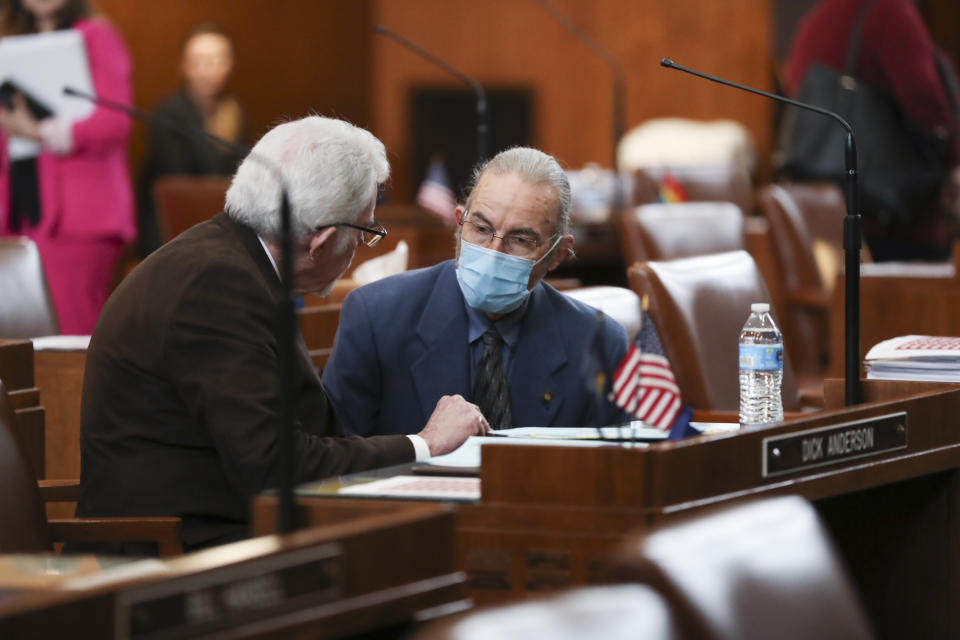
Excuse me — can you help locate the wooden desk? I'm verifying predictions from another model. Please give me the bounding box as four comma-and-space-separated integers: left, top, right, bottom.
34, 348, 86, 482
827, 259, 960, 379
0, 502, 464, 638
254, 385, 960, 639
0, 339, 44, 479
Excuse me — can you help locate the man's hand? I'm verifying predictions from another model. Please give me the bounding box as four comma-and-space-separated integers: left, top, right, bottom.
417, 394, 490, 457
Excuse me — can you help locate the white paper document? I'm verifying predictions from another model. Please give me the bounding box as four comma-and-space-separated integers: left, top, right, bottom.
424, 427, 663, 470
31, 334, 90, 351
338, 475, 480, 500
0, 29, 94, 159
865, 335, 960, 382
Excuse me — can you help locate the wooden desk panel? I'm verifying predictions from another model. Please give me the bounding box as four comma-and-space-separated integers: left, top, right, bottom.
0, 339, 44, 478
255, 387, 960, 637
34, 349, 86, 481
827, 261, 960, 379
0, 502, 464, 638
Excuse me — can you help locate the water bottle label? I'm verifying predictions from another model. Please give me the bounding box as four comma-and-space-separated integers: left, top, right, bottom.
739, 344, 783, 370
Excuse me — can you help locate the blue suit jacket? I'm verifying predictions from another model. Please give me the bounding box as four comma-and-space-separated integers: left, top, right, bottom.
322, 260, 629, 436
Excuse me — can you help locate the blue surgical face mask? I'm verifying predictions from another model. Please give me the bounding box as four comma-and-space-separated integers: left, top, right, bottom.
455, 238, 560, 314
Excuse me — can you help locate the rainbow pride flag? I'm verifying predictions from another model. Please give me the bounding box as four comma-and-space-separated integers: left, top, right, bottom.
657, 173, 688, 203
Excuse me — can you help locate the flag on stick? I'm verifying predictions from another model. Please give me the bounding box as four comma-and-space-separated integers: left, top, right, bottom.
611, 299, 689, 432
656, 172, 688, 203
416, 156, 458, 227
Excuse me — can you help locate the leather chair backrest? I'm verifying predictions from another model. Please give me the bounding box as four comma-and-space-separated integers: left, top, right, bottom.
0, 379, 53, 552
152, 175, 233, 242
757, 181, 849, 380
0, 237, 59, 339
627, 250, 800, 411
633, 165, 754, 215
618, 201, 744, 266
757, 182, 845, 296
620, 496, 874, 640
562, 286, 642, 341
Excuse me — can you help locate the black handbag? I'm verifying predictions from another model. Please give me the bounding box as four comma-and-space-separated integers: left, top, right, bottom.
776, 0, 949, 225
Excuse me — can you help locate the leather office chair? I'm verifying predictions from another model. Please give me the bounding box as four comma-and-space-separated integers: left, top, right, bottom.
0, 378, 182, 557
152, 175, 232, 243
563, 286, 642, 341
756, 182, 848, 389
413, 584, 684, 640
0, 237, 59, 339
627, 250, 804, 415
613, 496, 875, 640
633, 165, 754, 216
617, 201, 745, 266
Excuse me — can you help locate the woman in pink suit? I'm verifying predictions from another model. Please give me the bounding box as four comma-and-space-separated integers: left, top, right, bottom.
0, 0, 134, 334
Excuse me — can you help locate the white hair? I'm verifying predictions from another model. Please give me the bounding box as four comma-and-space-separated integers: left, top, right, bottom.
465, 147, 571, 236
225, 116, 389, 242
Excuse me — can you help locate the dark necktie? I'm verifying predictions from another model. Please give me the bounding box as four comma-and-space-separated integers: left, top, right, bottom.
472, 327, 512, 429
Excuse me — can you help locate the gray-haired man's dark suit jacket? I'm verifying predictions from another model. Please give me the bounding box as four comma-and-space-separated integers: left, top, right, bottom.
75, 213, 413, 552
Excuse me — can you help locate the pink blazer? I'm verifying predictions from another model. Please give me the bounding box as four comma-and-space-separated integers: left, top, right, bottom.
0, 18, 135, 243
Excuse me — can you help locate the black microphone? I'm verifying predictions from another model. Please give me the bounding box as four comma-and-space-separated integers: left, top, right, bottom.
373, 24, 487, 163
533, 0, 627, 208
63, 86, 301, 532
659, 59, 862, 407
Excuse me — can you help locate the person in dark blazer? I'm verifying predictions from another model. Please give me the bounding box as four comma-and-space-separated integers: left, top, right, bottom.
136, 23, 247, 258
322, 147, 629, 437
75, 116, 488, 553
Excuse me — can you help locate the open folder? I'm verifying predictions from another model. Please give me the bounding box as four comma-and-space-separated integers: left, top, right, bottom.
0, 29, 94, 159
417, 425, 668, 473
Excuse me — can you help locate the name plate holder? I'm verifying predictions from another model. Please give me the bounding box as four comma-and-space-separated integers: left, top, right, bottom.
762, 412, 907, 478
115, 543, 341, 640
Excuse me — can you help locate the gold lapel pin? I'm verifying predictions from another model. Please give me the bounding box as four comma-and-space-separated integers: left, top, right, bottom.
542, 391, 553, 403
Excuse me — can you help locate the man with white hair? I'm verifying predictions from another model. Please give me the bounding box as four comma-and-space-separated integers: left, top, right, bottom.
75, 116, 488, 553
323, 147, 628, 437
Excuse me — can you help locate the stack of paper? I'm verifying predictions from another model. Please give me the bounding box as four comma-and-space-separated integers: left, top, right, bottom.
338, 475, 480, 501
865, 336, 960, 382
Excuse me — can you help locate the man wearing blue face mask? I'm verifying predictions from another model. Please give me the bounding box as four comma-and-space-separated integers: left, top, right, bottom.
322, 147, 629, 435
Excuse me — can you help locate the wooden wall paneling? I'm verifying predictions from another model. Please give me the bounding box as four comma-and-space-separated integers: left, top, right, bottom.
96, 0, 374, 178
371, 0, 774, 203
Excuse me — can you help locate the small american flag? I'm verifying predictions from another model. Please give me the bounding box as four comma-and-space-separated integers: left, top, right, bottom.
416, 157, 458, 227
611, 313, 682, 430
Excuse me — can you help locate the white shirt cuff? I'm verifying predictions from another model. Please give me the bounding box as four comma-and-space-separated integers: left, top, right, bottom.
406, 434, 431, 461
39, 117, 73, 155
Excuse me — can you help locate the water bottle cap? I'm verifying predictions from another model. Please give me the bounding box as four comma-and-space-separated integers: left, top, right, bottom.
751, 303, 769, 313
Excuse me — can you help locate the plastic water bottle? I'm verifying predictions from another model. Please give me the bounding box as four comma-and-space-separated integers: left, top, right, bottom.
738, 303, 784, 426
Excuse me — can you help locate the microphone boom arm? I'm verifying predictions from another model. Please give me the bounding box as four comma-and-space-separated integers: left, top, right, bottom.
659, 59, 862, 407
374, 25, 487, 162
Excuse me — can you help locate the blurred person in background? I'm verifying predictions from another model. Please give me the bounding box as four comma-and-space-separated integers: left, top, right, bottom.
0, 0, 135, 334
136, 22, 246, 258
782, 0, 960, 261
